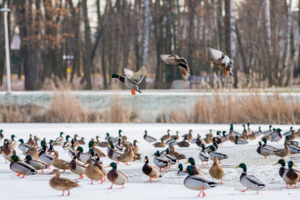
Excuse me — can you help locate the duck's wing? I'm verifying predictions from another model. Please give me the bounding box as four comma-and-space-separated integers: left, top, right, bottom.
125, 66, 148, 84
208, 48, 224, 60
161, 54, 181, 66
242, 175, 265, 187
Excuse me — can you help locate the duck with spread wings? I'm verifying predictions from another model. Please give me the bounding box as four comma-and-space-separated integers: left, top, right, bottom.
160, 54, 190, 77
204, 48, 233, 76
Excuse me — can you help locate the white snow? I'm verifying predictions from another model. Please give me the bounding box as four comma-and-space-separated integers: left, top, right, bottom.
0, 123, 299, 199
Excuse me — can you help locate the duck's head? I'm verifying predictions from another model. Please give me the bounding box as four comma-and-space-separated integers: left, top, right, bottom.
178, 163, 183, 171
258, 141, 262, 146
60, 132, 64, 137
167, 129, 171, 134
49, 140, 54, 145
152, 150, 160, 157
29, 134, 32, 138
290, 127, 293, 130
41, 142, 47, 151
185, 157, 195, 166
235, 163, 247, 173
176, 131, 179, 135
272, 128, 276, 131
184, 136, 188, 140
0, 129, 3, 133
144, 130, 147, 135
4, 139, 9, 146
106, 133, 110, 136
288, 161, 296, 169
166, 148, 170, 154
9, 155, 19, 162
88, 141, 95, 148
109, 74, 120, 79
189, 129, 193, 133
95, 153, 100, 161
235, 136, 239, 140
173, 137, 178, 141
186, 165, 195, 176
242, 124, 245, 129
49, 169, 60, 177
274, 159, 285, 167
247, 123, 250, 127
107, 162, 117, 170
210, 145, 216, 152
144, 156, 149, 164
18, 139, 24, 144
262, 137, 267, 143
285, 136, 289, 141
197, 134, 200, 138
71, 138, 75, 146
66, 135, 71, 141
259, 126, 261, 131
269, 125, 272, 129
201, 143, 206, 150
119, 129, 123, 136
76, 146, 84, 153
11, 135, 16, 140
277, 128, 282, 133
222, 131, 226, 136
216, 131, 220, 136
24, 155, 32, 161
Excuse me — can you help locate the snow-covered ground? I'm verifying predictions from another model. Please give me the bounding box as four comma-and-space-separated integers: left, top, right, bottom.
0, 123, 299, 199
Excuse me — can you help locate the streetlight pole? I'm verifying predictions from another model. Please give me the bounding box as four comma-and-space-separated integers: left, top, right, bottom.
0, 8, 11, 94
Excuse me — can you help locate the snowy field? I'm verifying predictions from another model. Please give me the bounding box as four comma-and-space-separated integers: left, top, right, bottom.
0, 123, 300, 199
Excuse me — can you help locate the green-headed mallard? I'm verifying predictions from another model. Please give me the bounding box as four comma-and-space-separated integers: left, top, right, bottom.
47, 140, 56, 157
270, 128, 283, 143
160, 54, 190, 77
235, 163, 265, 194
107, 141, 123, 163
184, 165, 217, 197
89, 140, 106, 157
27, 134, 35, 147
181, 129, 193, 142
24, 155, 47, 174
9, 154, 37, 178
106, 162, 128, 189
196, 134, 205, 147
205, 138, 219, 151
207, 146, 228, 164
257, 141, 274, 158
283, 126, 294, 136
153, 150, 171, 172
143, 130, 157, 143
69, 152, 87, 179
39, 142, 54, 167
142, 156, 162, 181
54, 132, 64, 146
105, 133, 114, 142
85, 159, 105, 184
198, 144, 209, 165
49, 169, 81, 196
52, 151, 69, 172
109, 66, 147, 95
76, 146, 92, 163
177, 163, 188, 176
209, 159, 225, 183
204, 48, 232, 76
0, 129, 4, 141
177, 136, 190, 147
62, 135, 72, 150
235, 136, 249, 145
254, 126, 263, 137
10, 135, 17, 150
18, 138, 31, 153
261, 138, 278, 151
185, 157, 206, 177
283, 161, 299, 189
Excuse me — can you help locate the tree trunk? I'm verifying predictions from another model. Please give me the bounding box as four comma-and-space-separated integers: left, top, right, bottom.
217, 0, 223, 51
33, 0, 41, 89
264, 0, 272, 86
283, 0, 292, 86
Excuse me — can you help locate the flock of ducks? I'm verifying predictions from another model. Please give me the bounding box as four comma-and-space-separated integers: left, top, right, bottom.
109, 48, 233, 95
0, 125, 300, 197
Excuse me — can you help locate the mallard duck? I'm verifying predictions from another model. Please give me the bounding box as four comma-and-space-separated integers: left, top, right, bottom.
67, 139, 76, 158
132, 140, 139, 152
235, 136, 249, 145
275, 159, 300, 179
9, 135, 17, 150
49, 169, 81, 196
153, 150, 171, 172
204, 48, 233, 76
209, 159, 225, 183
171, 131, 180, 140
257, 142, 274, 158
69, 153, 87, 179
274, 141, 290, 159
229, 124, 242, 137
240, 126, 249, 140
227, 131, 235, 143
207, 146, 228, 164
185, 157, 206, 177
52, 151, 69, 172
181, 129, 193, 142
0, 129, 4, 141
39, 143, 54, 167
165, 138, 178, 146
163, 148, 177, 166
9, 155, 37, 178
168, 143, 186, 160
213, 134, 222, 145
283, 126, 294, 136
283, 161, 299, 189
254, 126, 263, 137
77, 137, 85, 145
116, 144, 134, 165
285, 129, 297, 140
115, 138, 125, 152
37, 138, 48, 153
107, 162, 128, 189
62, 135, 72, 150
196, 134, 206, 148
191, 134, 202, 144
205, 129, 214, 137
27, 134, 35, 147
24, 155, 47, 174
73, 134, 80, 147
85, 159, 105, 184
18, 139, 31, 153
161, 129, 171, 141
205, 138, 219, 151
143, 130, 157, 143
54, 132, 64, 146
204, 135, 213, 144
263, 125, 273, 135
76, 146, 92, 163
107, 141, 123, 163
89, 140, 106, 157
105, 133, 114, 142
271, 129, 283, 143
184, 165, 217, 197
153, 139, 166, 148
112, 129, 123, 144
261, 138, 278, 151
177, 163, 188, 176
198, 144, 210, 165
177, 136, 190, 147
3, 139, 13, 163
24, 143, 39, 160
95, 136, 109, 147
47, 140, 56, 157
286, 139, 300, 155
235, 163, 265, 194
109, 66, 147, 95
142, 156, 162, 181
94, 153, 108, 178
248, 124, 257, 140
160, 54, 190, 77
217, 131, 227, 144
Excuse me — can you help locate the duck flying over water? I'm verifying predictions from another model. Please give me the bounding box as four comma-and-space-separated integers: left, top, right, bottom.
109, 66, 147, 95
204, 48, 233, 76
160, 54, 190, 77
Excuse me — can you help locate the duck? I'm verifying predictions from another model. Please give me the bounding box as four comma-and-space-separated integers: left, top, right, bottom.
93, 153, 108, 178
62, 135, 72, 150
85, 159, 105, 184
109, 66, 147, 95
206, 129, 214, 137
177, 163, 188, 176
115, 138, 125, 152
235, 136, 249, 145
283, 161, 299, 189
161, 129, 171, 141
24, 143, 39, 160
248, 125, 257, 140
9, 135, 17, 150
209, 159, 225, 183
286, 137, 300, 155
160, 54, 190, 76
24, 155, 47, 174
191, 134, 202, 145
115, 144, 134, 165
168, 143, 186, 160
205, 138, 219, 151
271, 128, 283, 143
207, 146, 228, 164
39, 143, 54, 167
27, 134, 35, 147
132, 140, 139, 152
112, 129, 123, 144
0, 129, 4, 141
185, 157, 206, 177
9, 155, 37, 178
184, 165, 217, 197
283, 126, 294, 136
177, 136, 190, 147
254, 126, 263, 137
3, 139, 13, 163
76, 146, 92, 163
229, 124, 242, 137
235, 163, 265, 194
67, 139, 76, 158
286, 130, 297, 140
106, 162, 128, 189
153, 150, 171, 172
213, 134, 222, 145
275, 159, 287, 177
227, 130, 236, 143
274, 141, 290, 159
105, 133, 114, 142
49, 169, 81, 196
73, 134, 80, 147
198, 144, 210, 165
95, 136, 109, 147
217, 131, 227, 144
54, 132, 64, 146
204, 48, 233, 76
153, 139, 166, 148
240, 127, 249, 140
171, 131, 180, 140
263, 125, 273, 135
165, 138, 178, 146
196, 134, 206, 148
181, 129, 193, 142
107, 141, 123, 163
47, 140, 56, 157
18, 138, 31, 153
143, 130, 157, 143
204, 135, 213, 144
257, 142, 274, 158
88, 140, 106, 157
37, 138, 48, 153
52, 151, 69, 172
142, 156, 162, 181
163, 148, 177, 166
261, 138, 278, 151
69, 152, 87, 179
